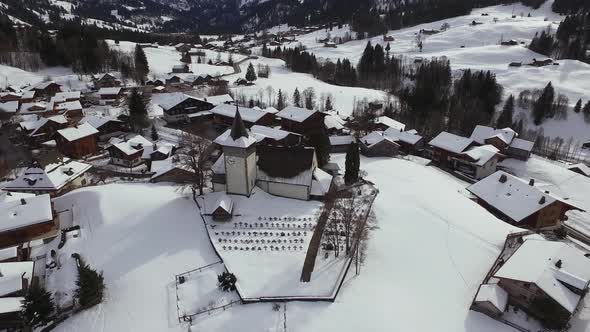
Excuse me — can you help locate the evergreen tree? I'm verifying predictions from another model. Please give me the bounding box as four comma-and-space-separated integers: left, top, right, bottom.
309, 129, 331, 168
533, 82, 555, 125
75, 260, 105, 308
276, 89, 286, 110
497, 94, 515, 128
245, 62, 257, 83
325, 95, 333, 111
151, 125, 159, 141
574, 99, 582, 113
134, 44, 149, 83
293, 88, 302, 107
583, 101, 590, 123
514, 118, 524, 135
344, 142, 360, 185
218, 272, 237, 292
21, 287, 55, 326
128, 89, 149, 132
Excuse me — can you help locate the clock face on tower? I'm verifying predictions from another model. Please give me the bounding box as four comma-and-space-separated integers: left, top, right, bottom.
226, 156, 236, 165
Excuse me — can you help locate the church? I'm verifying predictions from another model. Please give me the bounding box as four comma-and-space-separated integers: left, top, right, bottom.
211, 108, 333, 201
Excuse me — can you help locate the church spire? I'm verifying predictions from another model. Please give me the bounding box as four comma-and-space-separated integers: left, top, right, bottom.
230, 105, 249, 140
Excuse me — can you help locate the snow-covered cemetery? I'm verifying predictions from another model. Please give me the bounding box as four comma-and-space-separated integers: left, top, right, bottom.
1, 0, 590, 331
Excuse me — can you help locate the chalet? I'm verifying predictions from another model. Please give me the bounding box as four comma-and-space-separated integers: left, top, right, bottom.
4, 159, 92, 197
28, 81, 62, 98
172, 64, 190, 73
488, 238, 590, 329
80, 115, 127, 140
26, 115, 69, 143
452, 145, 502, 180
0, 194, 59, 249
0, 92, 21, 102
374, 116, 405, 131
202, 94, 234, 106
383, 128, 424, 155
250, 125, 302, 146
0, 261, 34, 330
428, 132, 475, 168
211, 111, 332, 201
210, 104, 274, 127
46, 98, 83, 119
359, 132, 400, 157
203, 192, 234, 221
567, 163, 590, 177
107, 135, 154, 167
153, 93, 214, 124
324, 112, 348, 135
192, 74, 214, 86
466, 171, 584, 229
55, 123, 99, 159
329, 135, 354, 153
20, 90, 35, 103
97, 87, 124, 105
19, 102, 47, 116
53, 91, 80, 102
506, 138, 534, 160
94, 73, 122, 88
276, 106, 325, 135
150, 158, 194, 184
470, 125, 534, 160
0, 101, 18, 122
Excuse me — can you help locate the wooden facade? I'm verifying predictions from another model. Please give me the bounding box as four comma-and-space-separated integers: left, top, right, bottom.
474, 198, 574, 229
279, 112, 325, 135
151, 168, 194, 184
32, 83, 62, 98
0, 214, 59, 249
95, 74, 122, 88
56, 133, 98, 159
359, 139, 400, 157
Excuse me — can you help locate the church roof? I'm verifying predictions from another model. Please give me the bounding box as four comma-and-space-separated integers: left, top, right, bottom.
257, 145, 315, 179
230, 108, 249, 140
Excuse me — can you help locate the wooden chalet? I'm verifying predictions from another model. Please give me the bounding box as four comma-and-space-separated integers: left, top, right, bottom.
467, 171, 585, 229
383, 128, 424, 155
172, 64, 190, 73
250, 125, 302, 147
80, 115, 128, 140
210, 104, 274, 128
359, 132, 400, 157
107, 135, 153, 167
470, 125, 534, 160
428, 131, 475, 168
153, 93, 215, 124
276, 106, 325, 135
29, 81, 62, 98
150, 158, 194, 184
452, 145, 501, 180
97, 87, 124, 105
55, 123, 99, 159
0, 101, 18, 122
329, 135, 354, 153
0, 194, 59, 248
94, 73, 122, 88
25, 115, 69, 143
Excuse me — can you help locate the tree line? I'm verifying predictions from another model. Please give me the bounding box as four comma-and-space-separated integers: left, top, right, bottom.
529, 12, 590, 63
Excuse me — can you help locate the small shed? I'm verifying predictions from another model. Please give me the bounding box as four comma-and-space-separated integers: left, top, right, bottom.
204, 193, 234, 221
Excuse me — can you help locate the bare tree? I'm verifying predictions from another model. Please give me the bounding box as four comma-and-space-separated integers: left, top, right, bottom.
325, 211, 342, 258
333, 194, 358, 255
177, 133, 213, 196
265, 85, 275, 107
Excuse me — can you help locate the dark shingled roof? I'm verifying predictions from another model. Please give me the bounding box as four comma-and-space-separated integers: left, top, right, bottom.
257, 145, 315, 178
230, 106, 249, 140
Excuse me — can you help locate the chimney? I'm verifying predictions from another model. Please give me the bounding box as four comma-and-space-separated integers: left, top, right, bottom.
499, 174, 507, 183
555, 259, 562, 269
539, 196, 546, 204
20, 198, 26, 205
529, 179, 535, 186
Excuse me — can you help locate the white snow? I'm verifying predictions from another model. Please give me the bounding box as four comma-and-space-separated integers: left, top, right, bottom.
0, 194, 53, 233
429, 131, 474, 153
0, 261, 34, 297
275, 106, 316, 123
57, 123, 98, 142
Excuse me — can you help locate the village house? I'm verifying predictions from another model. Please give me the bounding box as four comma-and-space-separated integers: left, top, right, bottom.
24, 115, 69, 143
383, 128, 424, 155
28, 81, 62, 98
0, 261, 34, 330
146, 78, 165, 86
383, 35, 395, 42
374, 116, 405, 132
210, 104, 274, 128
107, 135, 154, 167
477, 238, 590, 329
45, 97, 83, 120
80, 115, 128, 141
0, 194, 59, 248
4, 159, 92, 197
428, 131, 475, 168
567, 163, 590, 177
153, 93, 215, 124
329, 135, 354, 153
172, 64, 191, 73
467, 171, 584, 229
19, 102, 47, 116
202, 94, 234, 106
55, 123, 99, 159
0, 92, 21, 102
323, 112, 348, 135
359, 132, 400, 157
0, 101, 18, 122
452, 145, 502, 180
150, 157, 194, 184
276, 106, 325, 135
470, 125, 534, 160
211, 111, 333, 201
94, 73, 122, 89
97, 87, 124, 105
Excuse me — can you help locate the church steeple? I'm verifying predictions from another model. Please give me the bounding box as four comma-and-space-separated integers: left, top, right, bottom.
230, 105, 249, 140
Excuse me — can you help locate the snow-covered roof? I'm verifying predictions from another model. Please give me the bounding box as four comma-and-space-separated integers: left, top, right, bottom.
329, 135, 354, 146
5, 159, 92, 191
250, 125, 298, 142
461, 145, 499, 166
0, 261, 34, 297
276, 106, 317, 123
57, 123, 98, 142
21, 90, 35, 99
509, 138, 534, 152
466, 171, 579, 222
203, 94, 233, 105
19, 102, 47, 114
428, 132, 473, 154
29, 81, 60, 91
80, 115, 122, 129
311, 168, 333, 196
210, 104, 267, 123
98, 87, 122, 96
375, 116, 405, 131
0, 246, 18, 262
214, 128, 257, 148
324, 114, 346, 130
263, 106, 279, 114
384, 128, 423, 145
495, 239, 590, 313
53, 91, 80, 100
475, 283, 508, 313
0, 194, 53, 233
150, 158, 193, 180
0, 297, 24, 314
151, 92, 190, 110
49, 100, 82, 112
29, 115, 68, 137
110, 135, 153, 156
0, 101, 18, 113
0, 191, 35, 204
470, 125, 517, 145
203, 191, 234, 215
360, 132, 399, 147
568, 164, 590, 177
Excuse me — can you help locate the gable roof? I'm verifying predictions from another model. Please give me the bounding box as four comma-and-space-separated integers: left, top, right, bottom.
466, 171, 582, 222
384, 128, 423, 145
276, 106, 317, 123
0, 101, 18, 114
0, 262, 34, 297
202, 94, 233, 105
375, 116, 405, 131
429, 132, 473, 154
29, 115, 68, 137
461, 145, 500, 166
257, 145, 315, 179
509, 138, 534, 152
495, 238, 590, 313
210, 104, 267, 123
250, 125, 299, 142
80, 115, 122, 129
470, 125, 517, 145
475, 283, 508, 313
98, 87, 122, 96
57, 123, 98, 142
203, 191, 234, 215
568, 163, 590, 177
5, 159, 92, 191
360, 131, 399, 147
0, 194, 53, 233
109, 135, 153, 156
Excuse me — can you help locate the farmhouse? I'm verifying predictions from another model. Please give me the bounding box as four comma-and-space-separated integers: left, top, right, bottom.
55, 123, 99, 159
276, 106, 325, 135
4, 159, 92, 197
0, 194, 59, 248
567, 163, 590, 177
428, 131, 475, 167
107, 135, 154, 167
491, 238, 590, 329
466, 171, 584, 229
359, 132, 400, 157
